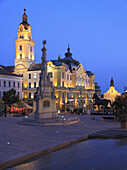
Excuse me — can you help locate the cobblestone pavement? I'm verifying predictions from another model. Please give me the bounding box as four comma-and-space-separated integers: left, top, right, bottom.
0, 114, 120, 164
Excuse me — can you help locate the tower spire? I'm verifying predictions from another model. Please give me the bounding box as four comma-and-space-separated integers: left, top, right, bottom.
110, 77, 114, 87
67, 44, 70, 52
22, 9, 27, 22
65, 44, 72, 57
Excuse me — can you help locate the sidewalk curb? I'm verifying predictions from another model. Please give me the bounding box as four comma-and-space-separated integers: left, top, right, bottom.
0, 135, 89, 170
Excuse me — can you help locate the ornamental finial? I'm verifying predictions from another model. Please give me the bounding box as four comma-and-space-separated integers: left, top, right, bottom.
67, 44, 70, 52
43, 40, 46, 46
23, 9, 27, 22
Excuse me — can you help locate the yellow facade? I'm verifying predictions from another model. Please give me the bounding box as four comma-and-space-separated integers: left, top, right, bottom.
104, 78, 121, 103
14, 10, 95, 111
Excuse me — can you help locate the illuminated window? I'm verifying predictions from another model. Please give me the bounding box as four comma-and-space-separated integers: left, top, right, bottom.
20, 46, 22, 50
33, 73, 36, 79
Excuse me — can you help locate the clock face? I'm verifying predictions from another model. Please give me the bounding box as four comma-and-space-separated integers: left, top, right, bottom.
20, 27, 23, 31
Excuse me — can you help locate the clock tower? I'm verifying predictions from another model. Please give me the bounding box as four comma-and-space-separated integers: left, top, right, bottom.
15, 9, 35, 74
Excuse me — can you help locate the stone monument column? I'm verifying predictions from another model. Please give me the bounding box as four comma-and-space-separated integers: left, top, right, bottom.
33, 41, 57, 119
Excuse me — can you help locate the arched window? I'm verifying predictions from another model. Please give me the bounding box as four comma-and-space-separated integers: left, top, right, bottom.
43, 100, 50, 107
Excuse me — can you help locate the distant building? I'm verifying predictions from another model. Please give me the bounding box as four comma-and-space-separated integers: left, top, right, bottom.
104, 78, 121, 103
0, 66, 22, 100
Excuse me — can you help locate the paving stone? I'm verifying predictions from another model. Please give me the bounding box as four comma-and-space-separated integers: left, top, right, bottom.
0, 114, 120, 164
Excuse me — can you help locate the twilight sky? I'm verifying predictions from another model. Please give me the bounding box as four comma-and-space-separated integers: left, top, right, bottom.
0, 0, 127, 94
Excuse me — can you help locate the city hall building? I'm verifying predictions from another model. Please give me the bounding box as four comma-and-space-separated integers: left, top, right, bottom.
5, 9, 97, 111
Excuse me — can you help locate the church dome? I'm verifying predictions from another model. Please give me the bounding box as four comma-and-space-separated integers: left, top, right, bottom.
19, 9, 30, 31
62, 45, 79, 65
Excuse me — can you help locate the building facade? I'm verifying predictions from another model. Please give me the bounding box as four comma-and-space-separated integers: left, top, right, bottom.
8, 9, 96, 111
104, 78, 121, 103
0, 66, 22, 100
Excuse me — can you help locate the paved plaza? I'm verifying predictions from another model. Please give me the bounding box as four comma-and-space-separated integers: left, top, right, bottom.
0, 114, 120, 169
